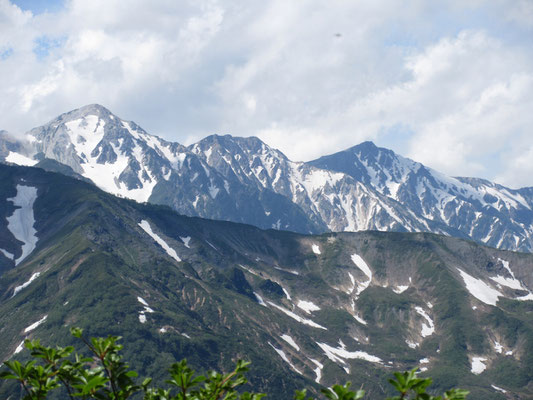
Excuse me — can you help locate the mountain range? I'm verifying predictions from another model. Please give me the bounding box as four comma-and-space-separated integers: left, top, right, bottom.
1, 163, 533, 399
1, 104, 533, 253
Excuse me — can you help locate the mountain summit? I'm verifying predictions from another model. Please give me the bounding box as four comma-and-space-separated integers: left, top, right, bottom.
2, 105, 533, 252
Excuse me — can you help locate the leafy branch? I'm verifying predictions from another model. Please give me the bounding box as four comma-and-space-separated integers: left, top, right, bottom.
1, 329, 469, 400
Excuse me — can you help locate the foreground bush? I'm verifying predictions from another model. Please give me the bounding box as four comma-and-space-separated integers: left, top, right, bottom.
1, 328, 469, 400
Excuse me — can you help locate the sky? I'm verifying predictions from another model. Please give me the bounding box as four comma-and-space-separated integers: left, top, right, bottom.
1, 0, 533, 188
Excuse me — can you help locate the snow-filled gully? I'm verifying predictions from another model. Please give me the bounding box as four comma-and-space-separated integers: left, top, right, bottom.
138, 220, 181, 262
6, 185, 39, 265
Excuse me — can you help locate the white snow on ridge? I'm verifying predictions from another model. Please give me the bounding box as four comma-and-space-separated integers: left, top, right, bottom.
269, 343, 302, 374
138, 220, 181, 262
281, 334, 300, 351
458, 269, 502, 306
12, 272, 40, 297
24, 315, 47, 333
7, 185, 39, 265
297, 300, 320, 314
415, 306, 435, 337
266, 301, 327, 330
471, 356, 487, 374
312, 244, 321, 255
5, 152, 37, 166
282, 287, 292, 300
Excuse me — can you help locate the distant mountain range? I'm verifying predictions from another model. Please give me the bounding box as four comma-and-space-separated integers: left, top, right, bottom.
2, 104, 533, 253
1, 164, 533, 399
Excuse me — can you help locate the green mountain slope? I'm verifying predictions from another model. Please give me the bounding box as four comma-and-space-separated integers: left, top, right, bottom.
1, 164, 532, 399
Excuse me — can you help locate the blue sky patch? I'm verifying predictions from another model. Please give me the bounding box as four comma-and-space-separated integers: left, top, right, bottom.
0, 48, 14, 61
12, 0, 65, 15
33, 35, 65, 59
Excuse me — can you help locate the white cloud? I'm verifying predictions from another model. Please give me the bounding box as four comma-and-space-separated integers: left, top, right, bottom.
1, 0, 533, 187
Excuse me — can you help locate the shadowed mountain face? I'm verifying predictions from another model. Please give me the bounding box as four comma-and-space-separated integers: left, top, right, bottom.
1, 164, 533, 399
2, 104, 533, 254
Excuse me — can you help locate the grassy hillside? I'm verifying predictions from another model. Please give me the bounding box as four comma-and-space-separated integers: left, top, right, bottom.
1, 164, 532, 399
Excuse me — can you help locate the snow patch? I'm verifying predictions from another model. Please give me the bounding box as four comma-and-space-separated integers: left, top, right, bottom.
5, 152, 37, 166
494, 341, 503, 354
12, 272, 40, 297
282, 287, 291, 300
137, 296, 154, 323
24, 315, 47, 333
415, 307, 435, 337
406, 340, 419, 349
7, 185, 39, 265
280, 334, 300, 351
471, 356, 487, 374
317, 341, 382, 366
205, 240, 218, 251
254, 292, 267, 307
393, 285, 409, 294
14, 340, 25, 355
267, 301, 327, 330
137, 296, 149, 306
312, 244, 321, 255
208, 183, 219, 199
491, 385, 506, 394
458, 268, 502, 306
269, 343, 302, 374
274, 266, 299, 275
490, 275, 525, 291
138, 220, 181, 262
350, 253, 372, 295
309, 358, 323, 383
0, 248, 14, 260
180, 236, 191, 248
297, 300, 320, 314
